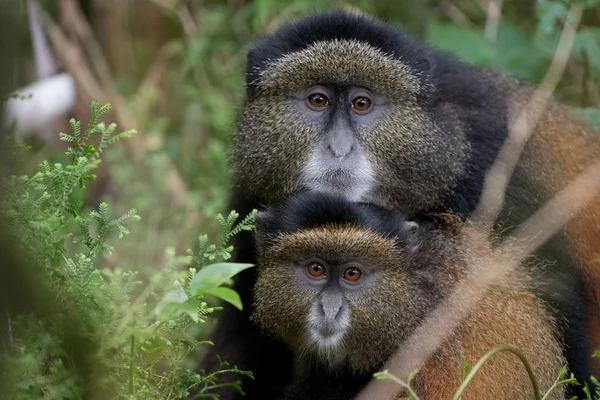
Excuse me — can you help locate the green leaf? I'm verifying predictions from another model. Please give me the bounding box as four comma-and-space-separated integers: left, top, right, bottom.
536, 1, 567, 34
573, 28, 600, 76
190, 262, 254, 293
163, 281, 188, 303
156, 281, 189, 319
177, 298, 201, 322
573, 107, 600, 130
83, 144, 95, 156
199, 287, 244, 310
493, 21, 546, 82
426, 21, 494, 66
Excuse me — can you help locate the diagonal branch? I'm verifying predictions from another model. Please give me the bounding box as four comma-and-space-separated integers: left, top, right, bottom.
36, 1, 200, 229
472, 2, 582, 224
355, 3, 588, 399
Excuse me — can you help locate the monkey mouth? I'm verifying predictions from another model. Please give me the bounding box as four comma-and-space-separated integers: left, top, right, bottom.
306, 325, 348, 367
298, 148, 376, 201
314, 324, 345, 339
299, 168, 374, 202
321, 168, 350, 178
307, 317, 349, 350
321, 169, 356, 184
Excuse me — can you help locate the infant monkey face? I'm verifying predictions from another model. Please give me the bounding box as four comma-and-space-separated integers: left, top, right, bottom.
253, 256, 373, 367
253, 251, 419, 371
302, 259, 365, 362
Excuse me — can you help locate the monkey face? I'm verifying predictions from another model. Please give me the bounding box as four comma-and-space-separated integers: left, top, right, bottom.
294, 85, 381, 202
234, 39, 469, 215
252, 226, 434, 373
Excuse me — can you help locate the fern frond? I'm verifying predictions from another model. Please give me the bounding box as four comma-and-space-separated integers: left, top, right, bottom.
59, 132, 76, 143
107, 129, 136, 146
229, 209, 257, 238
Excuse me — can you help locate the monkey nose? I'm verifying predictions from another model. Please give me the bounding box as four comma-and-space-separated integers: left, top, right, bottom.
319, 298, 345, 322
327, 142, 354, 159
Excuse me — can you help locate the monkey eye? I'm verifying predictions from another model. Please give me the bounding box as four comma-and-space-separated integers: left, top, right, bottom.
307, 262, 326, 277
307, 93, 330, 110
351, 96, 372, 113
343, 266, 362, 281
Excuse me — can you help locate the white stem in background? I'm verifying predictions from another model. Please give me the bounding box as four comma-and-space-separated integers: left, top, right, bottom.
4, 73, 76, 143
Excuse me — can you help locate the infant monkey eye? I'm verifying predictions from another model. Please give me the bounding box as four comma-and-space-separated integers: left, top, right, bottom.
307, 93, 330, 109
343, 266, 362, 281
307, 262, 326, 277
351, 96, 371, 113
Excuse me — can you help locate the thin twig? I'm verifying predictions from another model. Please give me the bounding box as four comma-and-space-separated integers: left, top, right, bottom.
472, 2, 583, 224
450, 345, 542, 400
483, 0, 503, 43
134, 42, 178, 123
148, 0, 198, 36
355, 4, 586, 399
439, 0, 477, 29
38, 7, 108, 104
61, 0, 117, 96
39, 4, 200, 227
27, 0, 56, 79
511, 159, 600, 255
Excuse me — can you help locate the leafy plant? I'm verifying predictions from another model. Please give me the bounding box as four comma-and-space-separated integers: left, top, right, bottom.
0, 102, 254, 399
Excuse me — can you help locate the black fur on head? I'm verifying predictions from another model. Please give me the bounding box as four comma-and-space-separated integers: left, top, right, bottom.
246, 10, 433, 101
255, 191, 416, 250
235, 10, 510, 217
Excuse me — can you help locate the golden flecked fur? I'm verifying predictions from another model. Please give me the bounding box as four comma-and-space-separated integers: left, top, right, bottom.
505, 86, 600, 372
254, 221, 566, 399
257, 40, 422, 97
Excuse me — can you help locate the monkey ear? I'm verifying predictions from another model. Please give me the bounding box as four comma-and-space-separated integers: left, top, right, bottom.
254, 210, 270, 226
405, 220, 419, 233
416, 54, 436, 105
401, 220, 421, 253
254, 209, 280, 253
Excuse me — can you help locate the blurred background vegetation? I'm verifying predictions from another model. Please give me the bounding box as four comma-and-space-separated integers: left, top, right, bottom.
1, 0, 599, 398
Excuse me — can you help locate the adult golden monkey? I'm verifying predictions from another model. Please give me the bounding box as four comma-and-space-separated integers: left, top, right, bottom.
199, 10, 600, 400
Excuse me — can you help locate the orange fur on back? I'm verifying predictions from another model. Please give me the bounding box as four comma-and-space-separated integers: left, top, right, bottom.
530, 100, 600, 374
411, 280, 565, 400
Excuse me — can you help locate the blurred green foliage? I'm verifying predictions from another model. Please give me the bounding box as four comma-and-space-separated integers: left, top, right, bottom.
1, 102, 255, 399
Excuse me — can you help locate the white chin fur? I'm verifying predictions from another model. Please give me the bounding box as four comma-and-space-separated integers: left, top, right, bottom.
305, 303, 351, 368
309, 328, 347, 367
299, 153, 375, 202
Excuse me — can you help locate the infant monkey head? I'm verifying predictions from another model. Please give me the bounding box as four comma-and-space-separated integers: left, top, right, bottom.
251, 191, 471, 372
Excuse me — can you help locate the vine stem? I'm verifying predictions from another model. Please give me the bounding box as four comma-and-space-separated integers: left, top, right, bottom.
128, 335, 136, 396
542, 375, 575, 400
373, 370, 420, 400
450, 345, 541, 400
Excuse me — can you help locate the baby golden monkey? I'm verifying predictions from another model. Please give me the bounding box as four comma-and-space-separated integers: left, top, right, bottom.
252, 192, 566, 400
